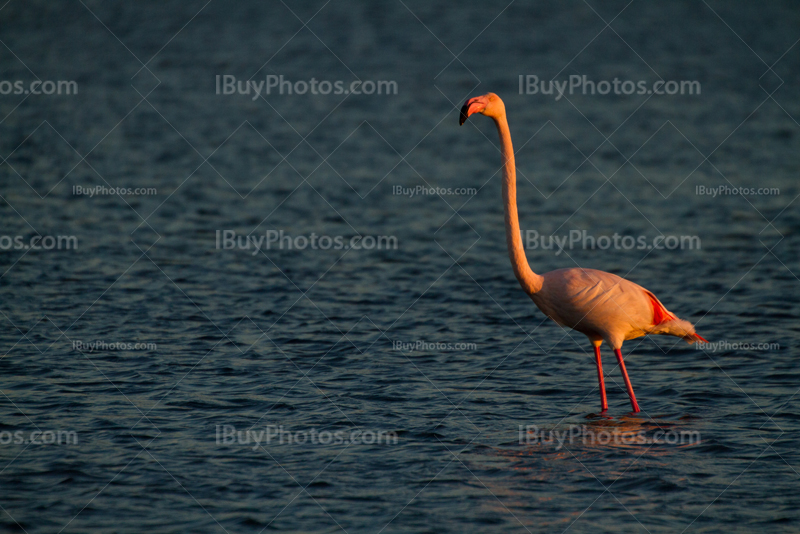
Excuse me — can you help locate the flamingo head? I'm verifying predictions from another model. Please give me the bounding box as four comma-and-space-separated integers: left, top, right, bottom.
459, 92, 505, 125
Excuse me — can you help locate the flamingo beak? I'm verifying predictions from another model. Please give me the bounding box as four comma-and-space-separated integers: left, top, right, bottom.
459, 96, 488, 125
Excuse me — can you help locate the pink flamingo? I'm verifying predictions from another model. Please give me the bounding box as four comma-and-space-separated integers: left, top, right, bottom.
459, 93, 707, 413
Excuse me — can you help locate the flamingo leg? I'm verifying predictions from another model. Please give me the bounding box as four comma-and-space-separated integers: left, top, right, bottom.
593, 345, 608, 412
614, 348, 640, 412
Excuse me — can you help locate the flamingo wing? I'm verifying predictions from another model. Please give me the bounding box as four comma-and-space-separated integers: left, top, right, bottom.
531, 268, 705, 347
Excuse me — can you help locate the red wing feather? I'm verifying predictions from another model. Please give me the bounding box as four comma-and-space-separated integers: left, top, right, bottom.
646, 291, 708, 343
646, 291, 676, 326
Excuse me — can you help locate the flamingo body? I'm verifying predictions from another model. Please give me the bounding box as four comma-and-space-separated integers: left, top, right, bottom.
532, 267, 704, 350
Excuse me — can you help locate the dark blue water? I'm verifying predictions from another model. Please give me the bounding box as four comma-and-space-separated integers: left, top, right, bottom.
1, 1, 799, 532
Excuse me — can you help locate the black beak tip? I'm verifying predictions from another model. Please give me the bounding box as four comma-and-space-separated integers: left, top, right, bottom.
459, 104, 469, 126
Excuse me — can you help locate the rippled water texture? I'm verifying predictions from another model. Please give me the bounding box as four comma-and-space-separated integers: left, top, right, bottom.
1, 1, 799, 532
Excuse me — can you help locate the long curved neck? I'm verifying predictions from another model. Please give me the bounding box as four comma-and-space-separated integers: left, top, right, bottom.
494, 113, 543, 295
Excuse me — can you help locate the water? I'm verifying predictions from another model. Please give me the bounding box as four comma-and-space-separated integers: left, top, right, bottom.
1, 1, 799, 532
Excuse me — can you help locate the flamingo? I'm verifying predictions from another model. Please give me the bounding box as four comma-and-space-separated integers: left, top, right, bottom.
459, 93, 707, 413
